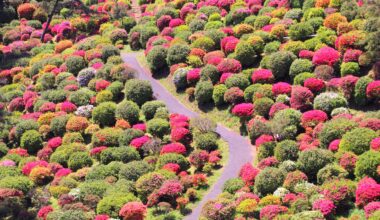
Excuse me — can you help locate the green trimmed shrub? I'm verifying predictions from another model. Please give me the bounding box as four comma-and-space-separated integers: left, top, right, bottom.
293, 72, 315, 85
15, 119, 39, 140
65, 55, 86, 75
101, 45, 120, 61
200, 64, 220, 84
166, 44, 190, 66
97, 193, 138, 218
78, 180, 109, 198
254, 167, 285, 196
191, 37, 215, 52
340, 62, 360, 76
284, 9, 303, 21
195, 132, 219, 151
234, 41, 256, 67
115, 100, 140, 124
268, 51, 297, 80
313, 92, 348, 114
189, 19, 206, 32
318, 118, 358, 148
339, 127, 378, 155
254, 97, 274, 118
258, 141, 276, 161
118, 128, 144, 147
147, 45, 168, 72
156, 153, 190, 170
355, 150, 380, 182
213, 84, 228, 106
225, 74, 250, 90
124, 79, 153, 106
274, 140, 299, 162
96, 90, 113, 103
68, 89, 93, 106
296, 148, 334, 180
289, 23, 314, 41
0, 176, 34, 193
20, 130, 43, 154
68, 152, 93, 171
354, 76, 373, 105
195, 81, 214, 105
42, 89, 67, 103
92, 102, 117, 127
289, 59, 314, 79
316, 163, 348, 184
147, 118, 170, 138
223, 178, 245, 194
119, 161, 153, 181
141, 101, 166, 120
100, 147, 140, 164
264, 41, 281, 55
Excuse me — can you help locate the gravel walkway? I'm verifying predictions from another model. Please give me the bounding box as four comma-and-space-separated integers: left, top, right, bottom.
122, 53, 255, 219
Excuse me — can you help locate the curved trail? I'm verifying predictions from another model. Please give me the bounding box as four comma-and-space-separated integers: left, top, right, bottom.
122, 53, 255, 219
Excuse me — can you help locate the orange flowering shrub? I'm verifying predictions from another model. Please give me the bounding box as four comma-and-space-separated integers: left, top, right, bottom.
17, 3, 37, 19
66, 116, 89, 132
37, 112, 56, 125
115, 119, 131, 129
55, 40, 73, 53
315, 0, 330, 8
30, 166, 53, 185
323, 13, 348, 30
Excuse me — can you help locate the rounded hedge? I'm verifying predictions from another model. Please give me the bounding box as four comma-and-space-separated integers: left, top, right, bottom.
147, 118, 170, 138
68, 152, 93, 171
118, 128, 144, 147
201, 64, 220, 85
339, 127, 378, 155
141, 100, 166, 120
313, 92, 348, 114
124, 79, 153, 106
20, 130, 43, 154
195, 81, 214, 105
166, 44, 190, 66
92, 102, 117, 127
119, 160, 153, 181
355, 150, 380, 182
147, 45, 168, 72
213, 84, 228, 106
340, 62, 360, 76
274, 140, 299, 162
156, 153, 190, 170
97, 193, 137, 218
318, 118, 358, 148
296, 148, 334, 180
225, 74, 250, 90
289, 59, 314, 79
289, 23, 314, 41
316, 163, 348, 184
15, 119, 39, 140
223, 178, 245, 194
354, 76, 373, 105
65, 56, 86, 75
115, 100, 140, 125
268, 51, 297, 80
100, 147, 140, 164
254, 167, 285, 196
195, 132, 219, 151
254, 97, 274, 118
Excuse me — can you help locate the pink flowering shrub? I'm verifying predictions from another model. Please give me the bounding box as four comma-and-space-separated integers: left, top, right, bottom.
290, 86, 314, 111
170, 127, 191, 144
130, 136, 150, 149
189, 150, 209, 169
239, 163, 260, 186
312, 47, 340, 66
343, 49, 362, 62
364, 202, 380, 218
312, 199, 336, 216
328, 139, 340, 152
231, 103, 254, 118
356, 177, 380, 207
272, 82, 292, 96
59, 101, 77, 113
340, 75, 359, 99
304, 78, 325, 93
22, 160, 49, 175
299, 50, 314, 60
187, 68, 201, 84
258, 156, 279, 169
37, 205, 53, 220
255, 135, 274, 148
339, 152, 357, 174
251, 69, 274, 84
95, 80, 111, 92
269, 103, 289, 118
163, 163, 181, 173
217, 58, 242, 73
160, 143, 187, 155
259, 205, 288, 220
47, 137, 62, 149
371, 137, 380, 151
119, 202, 147, 220
301, 110, 328, 128
366, 81, 380, 100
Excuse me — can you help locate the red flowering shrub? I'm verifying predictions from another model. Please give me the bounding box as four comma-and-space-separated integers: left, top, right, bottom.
290, 86, 314, 111
190, 48, 206, 58
130, 135, 150, 150
251, 69, 274, 84
255, 135, 274, 148
221, 36, 239, 54
339, 152, 357, 175
365, 202, 380, 218
8, 97, 24, 112
239, 163, 260, 186
169, 18, 184, 28
66, 116, 89, 132
0, 188, 23, 200
283, 171, 308, 191
90, 146, 108, 157
187, 68, 201, 84
95, 80, 111, 92
269, 103, 289, 118
8, 148, 29, 157
37, 205, 53, 220
328, 139, 340, 152
224, 87, 244, 104
115, 119, 131, 129
119, 202, 147, 220
203, 51, 225, 64
371, 138, 380, 151
220, 72, 233, 84
340, 75, 359, 99
39, 102, 56, 113
366, 81, 380, 100
355, 177, 380, 207
22, 160, 49, 175
272, 82, 292, 96
55, 168, 72, 179
189, 150, 209, 169
17, 3, 36, 19
94, 215, 110, 220
60, 101, 77, 113
160, 143, 186, 155
231, 103, 254, 118
158, 179, 183, 199
312, 47, 340, 66
163, 163, 181, 173
157, 15, 171, 31
170, 127, 191, 144
312, 199, 336, 216
299, 50, 314, 60
259, 205, 288, 220
301, 110, 328, 128
343, 49, 362, 62
217, 58, 242, 73
359, 118, 380, 131
304, 78, 325, 93
258, 156, 279, 169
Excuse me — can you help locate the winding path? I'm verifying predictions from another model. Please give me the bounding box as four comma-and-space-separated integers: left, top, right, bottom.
122, 53, 255, 219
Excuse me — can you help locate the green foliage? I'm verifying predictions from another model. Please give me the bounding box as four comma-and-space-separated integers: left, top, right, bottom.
68, 152, 93, 171
296, 148, 334, 180
119, 161, 153, 181
79, 180, 109, 198
101, 45, 120, 62
195, 132, 219, 151
20, 130, 43, 154
97, 193, 138, 218
213, 84, 228, 106
147, 45, 168, 71
268, 51, 297, 80
258, 141, 276, 161
355, 150, 380, 182
118, 128, 144, 147
141, 101, 166, 120
100, 147, 140, 164
293, 72, 315, 85
340, 62, 360, 76
69, 89, 93, 106
339, 127, 378, 155
316, 163, 348, 184
313, 92, 348, 115
15, 119, 39, 140
289, 23, 314, 41
92, 102, 117, 127
115, 100, 140, 124
254, 97, 274, 118
0, 176, 34, 193
234, 41, 256, 67
354, 76, 373, 105
274, 140, 299, 162
166, 44, 190, 66
124, 79, 153, 106
156, 153, 190, 170
147, 118, 170, 138
225, 74, 250, 90
195, 81, 214, 104
254, 167, 285, 196
191, 37, 215, 52
223, 178, 245, 194
289, 59, 314, 79
318, 118, 358, 148
65, 56, 86, 75
200, 64, 220, 84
